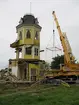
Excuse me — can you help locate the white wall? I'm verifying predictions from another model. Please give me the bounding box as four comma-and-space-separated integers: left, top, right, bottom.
12, 66, 18, 77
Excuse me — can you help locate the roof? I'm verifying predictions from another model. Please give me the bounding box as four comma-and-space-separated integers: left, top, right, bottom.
10, 40, 20, 48
9, 58, 45, 63
16, 14, 42, 29
22, 14, 37, 24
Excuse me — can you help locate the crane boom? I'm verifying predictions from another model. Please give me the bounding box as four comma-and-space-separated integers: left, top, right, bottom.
63, 32, 75, 62
52, 11, 79, 70
52, 11, 71, 64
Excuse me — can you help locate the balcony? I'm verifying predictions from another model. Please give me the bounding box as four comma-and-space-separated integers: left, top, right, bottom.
34, 39, 40, 45
10, 40, 23, 48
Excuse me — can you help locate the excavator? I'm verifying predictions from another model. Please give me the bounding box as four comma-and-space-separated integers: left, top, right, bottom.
45, 11, 79, 82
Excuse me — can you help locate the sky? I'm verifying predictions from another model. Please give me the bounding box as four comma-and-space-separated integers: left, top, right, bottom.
0, 0, 79, 68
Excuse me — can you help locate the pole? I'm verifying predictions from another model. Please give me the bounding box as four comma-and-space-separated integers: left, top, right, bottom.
30, 2, 32, 14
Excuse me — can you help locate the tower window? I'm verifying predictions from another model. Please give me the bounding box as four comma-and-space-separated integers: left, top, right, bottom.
25, 47, 31, 55
26, 30, 31, 38
35, 31, 39, 40
19, 31, 22, 40
34, 48, 38, 56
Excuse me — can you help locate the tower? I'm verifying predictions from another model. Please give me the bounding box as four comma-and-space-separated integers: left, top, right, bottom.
9, 14, 42, 81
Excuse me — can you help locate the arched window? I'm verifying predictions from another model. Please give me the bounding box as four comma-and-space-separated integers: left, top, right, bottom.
19, 31, 22, 40
35, 31, 39, 40
26, 30, 31, 38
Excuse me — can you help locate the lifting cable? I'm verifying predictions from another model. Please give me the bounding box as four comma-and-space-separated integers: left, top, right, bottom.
45, 18, 56, 60
45, 18, 62, 61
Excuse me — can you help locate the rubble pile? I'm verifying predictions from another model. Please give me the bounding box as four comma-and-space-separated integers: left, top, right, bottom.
0, 69, 18, 82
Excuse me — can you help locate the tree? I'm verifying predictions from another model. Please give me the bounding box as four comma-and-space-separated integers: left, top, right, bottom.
44, 62, 50, 70
51, 55, 64, 69
39, 62, 50, 70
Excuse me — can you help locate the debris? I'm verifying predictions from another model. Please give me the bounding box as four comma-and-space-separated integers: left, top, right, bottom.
0, 69, 19, 82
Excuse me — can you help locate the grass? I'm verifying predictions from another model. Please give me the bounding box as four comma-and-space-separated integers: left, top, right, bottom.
0, 84, 79, 105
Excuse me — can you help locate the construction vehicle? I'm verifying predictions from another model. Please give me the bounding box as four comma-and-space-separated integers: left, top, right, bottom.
52, 11, 79, 70
45, 11, 79, 82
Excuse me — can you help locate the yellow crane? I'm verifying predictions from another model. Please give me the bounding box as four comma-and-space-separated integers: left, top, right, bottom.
52, 11, 79, 70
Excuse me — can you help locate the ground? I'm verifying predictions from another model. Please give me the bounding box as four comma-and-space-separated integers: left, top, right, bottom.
0, 84, 79, 105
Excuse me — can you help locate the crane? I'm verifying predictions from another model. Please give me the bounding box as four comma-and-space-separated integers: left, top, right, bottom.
52, 11, 79, 70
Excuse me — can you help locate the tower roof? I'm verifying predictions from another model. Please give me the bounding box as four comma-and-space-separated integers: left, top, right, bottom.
23, 14, 37, 24
16, 14, 41, 29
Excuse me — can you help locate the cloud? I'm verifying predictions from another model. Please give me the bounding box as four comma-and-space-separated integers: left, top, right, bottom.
0, 0, 8, 2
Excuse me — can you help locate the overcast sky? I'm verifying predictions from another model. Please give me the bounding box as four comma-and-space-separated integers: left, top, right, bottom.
0, 0, 79, 68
